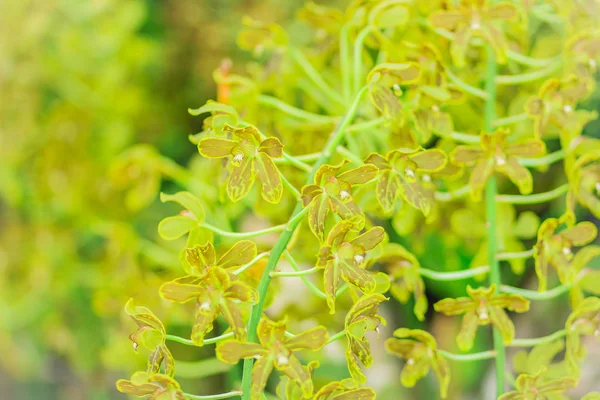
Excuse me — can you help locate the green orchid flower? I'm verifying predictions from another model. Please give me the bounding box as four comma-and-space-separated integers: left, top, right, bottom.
428, 0, 518, 67
159, 241, 258, 345
533, 218, 597, 292
385, 328, 451, 399
434, 284, 530, 351
301, 161, 378, 241
216, 317, 328, 400
198, 124, 285, 204
316, 221, 388, 313
116, 371, 186, 400
344, 293, 387, 383
450, 129, 545, 201
565, 297, 600, 376
376, 243, 428, 321
498, 371, 577, 400
124, 299, 174, 376
365, 148, 447, 216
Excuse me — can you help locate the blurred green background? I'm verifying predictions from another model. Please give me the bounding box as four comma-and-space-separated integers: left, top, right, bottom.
1, 1, 599, 399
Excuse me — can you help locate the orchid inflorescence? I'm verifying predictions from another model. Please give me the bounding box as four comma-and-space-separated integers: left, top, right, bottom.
117, 1, 600, 399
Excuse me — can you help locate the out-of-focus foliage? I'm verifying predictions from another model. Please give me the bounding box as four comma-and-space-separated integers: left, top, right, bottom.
2, 0, 600, 399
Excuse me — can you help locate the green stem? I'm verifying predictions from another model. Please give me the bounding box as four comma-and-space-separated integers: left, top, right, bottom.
444, 68, 488, 100
496, 249, 534, 261
340, 24, 352, 102
289, 47, 345, 107
201, 223, 285, 239
284, 251, 327, 299
509, 329, 567, 347
280, 171, 301, 198
240, 87, 370, 400
495, 183, 569, 204
499, 283, 572, 300
257, 95, 336, 123
434, 185, 470, 202
483, 45, 505, 398
282, 153, 312, 172
506, 50, 561, 68
346, 117, 387, 133
492, 113, 529, 128
353, 26, 372, 95
185, 391, 242, 400
270, 266, 320, 277
337, 145, 364, 165
495, 60, 563, 85
439, 350, 497, 361
419, 266, 489, 281
166, 332, 234, 346
451, 131, 481, 143
518, 149, 566, 167
326, 330, 347, 344
232, 252, 271, 276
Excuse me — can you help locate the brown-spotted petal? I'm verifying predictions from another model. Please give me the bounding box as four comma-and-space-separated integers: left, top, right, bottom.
428, 11, 464, 30
505, 140, 546, 158
159, 276, 204, 303
498, 157, 533, 195
457, 310, 480, 351
308, 193, 330, 241
198, 138, 238, 158
376, 170, 400, 213
259, 137, 284, 158
216, 340, 267, 364
410, 149, 447, 172
254, 152, 283, 204
337, 165, 379, 185
489, 306, 516, 345
560, 221, 598, 246
284, 326, 328, 351
451, 145, 483, 164
350, 227, 386, 252
250, 354, 275, 400
218, 240, 258, 269
227, 156, 255, 202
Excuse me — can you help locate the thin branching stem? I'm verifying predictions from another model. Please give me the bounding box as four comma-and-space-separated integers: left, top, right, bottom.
337, 145, 364, 165
340, 24, 352, 102
283, 251, 327, 299
451, 131, 482, 143
232, 252, 271, 276
201, 223, 285, 239
166, 332, 234, 346
435, 185, 470, 201
509, 329, 567, 347
496, 249, 534, 261
279, 171, 301, 198
419, 266, 490, 281
445, 68, 488, 100
270, 266, 320, 277
257, 94, 337, 123
496, 183, 569, 204
492, 113, 529, 127
518, 150, 566, 167
185, 391, 242, 400
326, 330, 347, 344
353, 26, 372, 95
496, 60, 563, 85
500, 283, 572, 300
439, 350, 497, 361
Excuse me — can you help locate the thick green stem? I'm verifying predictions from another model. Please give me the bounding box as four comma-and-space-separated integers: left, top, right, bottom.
240, 87, 369, 400
483, 45, 505, 398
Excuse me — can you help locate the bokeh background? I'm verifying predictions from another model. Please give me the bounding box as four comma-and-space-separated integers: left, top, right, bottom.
1, 1, 598, 399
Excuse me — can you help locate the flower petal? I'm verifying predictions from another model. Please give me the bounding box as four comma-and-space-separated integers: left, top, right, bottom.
158, 216, 198, 240
191, 301, 220, 345
457, 310, 480, 351
410, 149, 447, 172
324, 260, 342, 313
498, 157, 533, 194
308, 193, 330, 241
337, 165, 379, 185
350, 227, 386, 252
220, 299, 247, 340
218, 240, 258, 269
250, 355, 275, 400
254, 152, 283, 203
259, 137, 284, 158
428, 11, 464, 30
469, 158, 495, 201
486, 2, 517, 20
489, 306, 516, 345
505, 141, 546, 158
284, 326, 329, 351
276, 353, 314, 398
159, 277, 204, 303
376, 170, 400, 213
216, 340, 266, 364
227, 157, 255, 202
560, 221, 598, 246
198, 138, 238, 158
451, 145, 484, 164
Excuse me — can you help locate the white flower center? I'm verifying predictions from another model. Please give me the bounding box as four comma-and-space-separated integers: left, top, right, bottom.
405, 168, 415, 179
495, 153, 507, 166
564, 105, 573, 113
393, 84, 401, 94
422, 174, 431, 183
200, 302, 211, 311
233, 154, 244, 163
472, 21, 481, 30
590, 59, 597, 69
407, 358, 415, 366
562, 247, 572, 256
340, 190, 350, 200
354, 254, 365, 264
132, 342, 139, 351
595, 182, 600, 195
432, 105, 440, 113
277, 355, 289, 365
